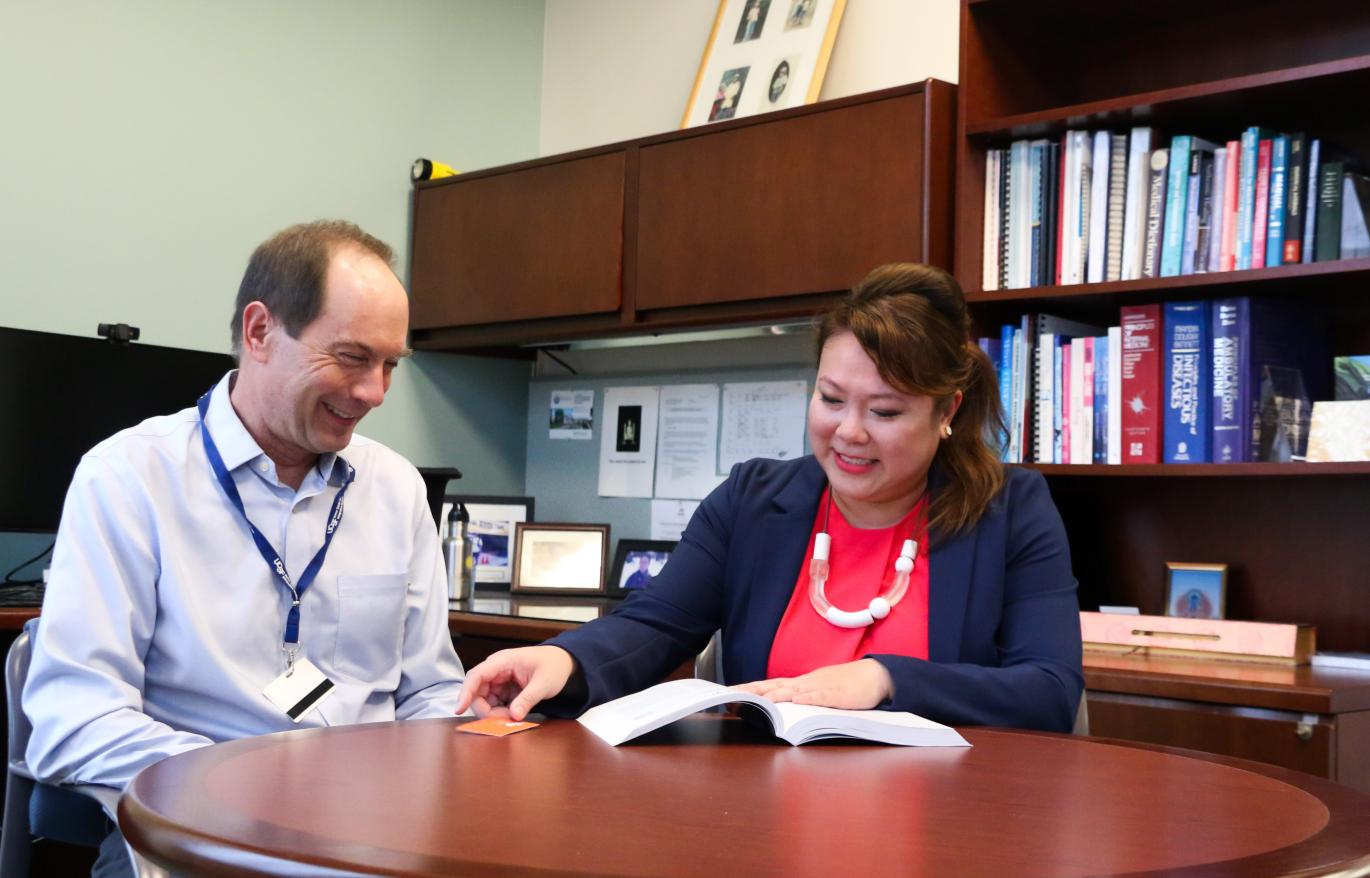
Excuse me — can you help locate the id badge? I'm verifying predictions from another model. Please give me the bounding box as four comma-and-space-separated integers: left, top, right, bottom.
263, 656, 336, 723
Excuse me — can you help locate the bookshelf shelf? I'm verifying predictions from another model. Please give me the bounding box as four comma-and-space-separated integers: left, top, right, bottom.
966, 258, 1370, 302
965, 56, 1370, 140
1026, 462, 1370, 478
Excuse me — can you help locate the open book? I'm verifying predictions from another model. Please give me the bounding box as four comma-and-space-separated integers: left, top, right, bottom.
577, 678, 971, 748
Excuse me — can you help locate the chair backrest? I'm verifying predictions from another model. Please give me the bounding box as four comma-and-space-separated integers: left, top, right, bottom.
1073, 692, 1090, 736
7, 621, 36, 772
693, 631, 723, 684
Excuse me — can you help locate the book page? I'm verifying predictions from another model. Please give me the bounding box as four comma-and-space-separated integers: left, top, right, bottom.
577, 679, 777, 746
773, 702, 971, 747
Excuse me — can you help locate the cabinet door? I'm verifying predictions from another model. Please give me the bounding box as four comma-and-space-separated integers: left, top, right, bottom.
1088, 692, 1334, 779
635, 92, 932, 312
410, 152, 625, 329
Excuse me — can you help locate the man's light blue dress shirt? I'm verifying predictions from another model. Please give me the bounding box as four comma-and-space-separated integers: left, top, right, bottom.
23, 373, 465, 789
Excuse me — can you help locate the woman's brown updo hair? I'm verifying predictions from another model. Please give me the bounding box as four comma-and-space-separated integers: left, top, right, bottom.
815, 263, 1006, 538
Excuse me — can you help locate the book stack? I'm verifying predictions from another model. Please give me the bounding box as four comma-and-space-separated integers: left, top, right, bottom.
982, 127, 1368, 291
978, 297, 1329, 464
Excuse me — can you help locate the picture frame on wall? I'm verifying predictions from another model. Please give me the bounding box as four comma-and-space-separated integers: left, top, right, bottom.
442, 495, 535, 585
511, 523, 611, 596
1164, 562, 1228, 620
605, 539, 678, 598
681, 0, 847, 128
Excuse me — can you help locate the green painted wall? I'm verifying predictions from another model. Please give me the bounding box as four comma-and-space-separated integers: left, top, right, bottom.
0, 1, 544, 571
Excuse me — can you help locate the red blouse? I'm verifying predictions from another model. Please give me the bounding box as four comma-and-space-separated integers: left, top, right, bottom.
766, 488, 930, 679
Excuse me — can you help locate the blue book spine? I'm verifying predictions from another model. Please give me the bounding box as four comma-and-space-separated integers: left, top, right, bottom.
1210, 298, 1246, 463
1236, 127, 1260, 270
1029, 141, 1044, 287
1053, 341, 1064, 463
1160, 136, 1193, 277
1266, 134, 1289, 267
1093, 335, 1109, 463
1163, 301, 1210, 463
998, 323, 1014, 461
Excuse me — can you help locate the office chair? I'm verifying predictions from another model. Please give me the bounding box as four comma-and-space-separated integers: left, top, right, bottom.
693, 630, 1092, 735
2, 620, 117, 877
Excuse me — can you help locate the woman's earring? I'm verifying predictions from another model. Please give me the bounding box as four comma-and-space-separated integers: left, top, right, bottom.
942, 424, 953, 438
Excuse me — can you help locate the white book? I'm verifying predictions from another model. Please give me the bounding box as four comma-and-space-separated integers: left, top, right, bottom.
1120, 127, 1154, 279
1087, 130, 1111, 283
1075, 130, 1094, 284
1035, 332, 1057, 463
1107, 325, 1123, 464
983, 149, 1001, 292
1310, 652, 1370, 672
1207, 147, 1228, 273
1008, 140, 1032, 289
577, 678, 972, 748
1061, 132, 1081, 285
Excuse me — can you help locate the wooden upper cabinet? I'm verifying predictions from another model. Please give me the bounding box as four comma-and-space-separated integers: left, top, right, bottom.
409, 152, 625, 329
634, 88, 948, 313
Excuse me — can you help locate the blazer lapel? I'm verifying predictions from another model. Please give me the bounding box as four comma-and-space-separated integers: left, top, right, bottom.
927, 469, 978, 663
732, 459, 825, 682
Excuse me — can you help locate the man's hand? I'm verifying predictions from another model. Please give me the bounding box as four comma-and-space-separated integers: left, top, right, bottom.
734, 658, 894, 710
454, 646, 576, 721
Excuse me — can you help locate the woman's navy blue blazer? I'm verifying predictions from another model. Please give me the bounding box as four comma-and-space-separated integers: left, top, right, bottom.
549, 455, 1084, 732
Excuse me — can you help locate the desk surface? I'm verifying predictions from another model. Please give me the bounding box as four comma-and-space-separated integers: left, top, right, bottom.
119, 717, 1370, 878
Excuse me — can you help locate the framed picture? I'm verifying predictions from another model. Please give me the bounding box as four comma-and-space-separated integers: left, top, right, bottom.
511, 523, 610, 596
681, 0, 847, 128
606, 539, 678, 598
442, 495, 535, 585
1164, 562, 1228, 620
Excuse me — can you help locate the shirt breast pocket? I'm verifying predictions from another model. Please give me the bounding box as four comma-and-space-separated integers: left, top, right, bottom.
333, 573, 408, 683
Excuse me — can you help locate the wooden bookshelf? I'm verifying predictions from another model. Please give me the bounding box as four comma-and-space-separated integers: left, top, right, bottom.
956, 0, 1370, 773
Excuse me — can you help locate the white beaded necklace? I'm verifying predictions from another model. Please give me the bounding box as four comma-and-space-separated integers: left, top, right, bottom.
807, 490, 926, 629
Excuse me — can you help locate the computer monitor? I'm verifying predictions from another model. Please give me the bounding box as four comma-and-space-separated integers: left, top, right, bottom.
0, 326, 234, 533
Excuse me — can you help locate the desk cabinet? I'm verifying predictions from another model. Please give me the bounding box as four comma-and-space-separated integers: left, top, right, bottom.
409, 81, 955, 352
1085, 655, 1370, 794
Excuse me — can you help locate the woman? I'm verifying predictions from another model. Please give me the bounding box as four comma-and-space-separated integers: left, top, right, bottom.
455, 264, 1083, 732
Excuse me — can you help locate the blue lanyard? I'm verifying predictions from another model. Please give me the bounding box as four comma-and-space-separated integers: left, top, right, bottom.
197, 390, 354, 649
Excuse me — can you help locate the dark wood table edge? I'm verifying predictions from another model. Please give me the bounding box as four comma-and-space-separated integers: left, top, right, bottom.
118, 718, 1370, 878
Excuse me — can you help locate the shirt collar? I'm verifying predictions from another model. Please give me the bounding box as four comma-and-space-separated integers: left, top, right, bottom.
203, 371, 344, 484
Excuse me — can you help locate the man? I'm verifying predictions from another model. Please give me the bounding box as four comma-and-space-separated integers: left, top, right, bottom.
23, 220, 465, 874
623, 554, 654, 591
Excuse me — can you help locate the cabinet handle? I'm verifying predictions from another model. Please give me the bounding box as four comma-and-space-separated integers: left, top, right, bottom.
1295, 721, 1314, 741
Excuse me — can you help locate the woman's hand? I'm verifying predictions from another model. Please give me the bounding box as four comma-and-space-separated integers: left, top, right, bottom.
736, 659, 894, 710
454, 645, 576, 721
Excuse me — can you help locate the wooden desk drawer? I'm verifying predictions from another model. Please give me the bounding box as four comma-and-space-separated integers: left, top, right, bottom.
1088, 692, 1333, 779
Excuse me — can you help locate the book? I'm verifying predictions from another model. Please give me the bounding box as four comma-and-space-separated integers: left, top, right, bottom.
1205, 146, 1227, 273
1315, 160, 1345, 261
1264, 133, 1289, 267
1092, 335, 1109, 463
1282, 133, 1307, 263
1105, 132, 1128, 282
1236, 126, 1274, 269
982, 148, 1001, 291
1120, 127, 1153, 280
1087, 131, 1111, 283
1163, 301, 1210, 463
1179, 147, 1207, 274
1121, 304, 1163, 463
1250, 137, 1273, 269
1042, 139, 1061, 286
575, 678, 972, 748
1301, 138, 1320, 264
1218, 139, 1241, 272
1107, 325, 1123, 464
1160, 136, 1200, 276
1140, 148, 1169, 278
1310, 652, 1370, 672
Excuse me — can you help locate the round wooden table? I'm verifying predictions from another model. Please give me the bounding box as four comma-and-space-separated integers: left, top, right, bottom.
120, 716, 1370, 877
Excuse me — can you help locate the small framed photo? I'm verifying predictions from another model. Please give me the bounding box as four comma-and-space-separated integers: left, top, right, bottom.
606, 539, 678, 598
511, 523, 610, 596
442, 495, 535, 585
681, 0, 847, 128
1165, 562, 1228, 620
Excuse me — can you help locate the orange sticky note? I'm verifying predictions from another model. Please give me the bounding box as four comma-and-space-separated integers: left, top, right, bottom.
456, 718, 539, 737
